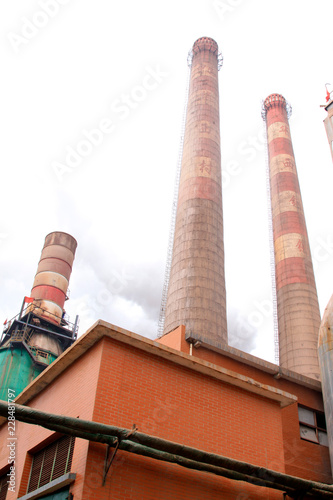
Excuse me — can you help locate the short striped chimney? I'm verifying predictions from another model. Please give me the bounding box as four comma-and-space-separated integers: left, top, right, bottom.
263, 94, 321, 380
0, 231, 78, 400
163, 37, 227, 346
30, 231, 77, 325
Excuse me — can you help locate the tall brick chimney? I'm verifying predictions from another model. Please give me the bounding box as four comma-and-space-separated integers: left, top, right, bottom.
263, 94, 321, 380
163, 37, 227, 346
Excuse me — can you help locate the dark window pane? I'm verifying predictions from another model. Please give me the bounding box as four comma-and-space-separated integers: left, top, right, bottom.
316, 412, 327, 431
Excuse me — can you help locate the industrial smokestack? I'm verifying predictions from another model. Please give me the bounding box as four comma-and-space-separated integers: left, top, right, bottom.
29, 231, 77, 325
0, 231, 78, 400
263, 94, 321, 380
163, 37, 227, 345
318, 294, 333, 476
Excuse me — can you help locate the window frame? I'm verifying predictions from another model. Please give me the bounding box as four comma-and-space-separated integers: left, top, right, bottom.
27, 435, 75, 494
298, 404, 328, 447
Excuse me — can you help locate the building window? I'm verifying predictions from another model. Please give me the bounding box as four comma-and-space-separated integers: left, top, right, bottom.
0, 470, 9, 500
298, 405, 328, 446
27, 435, 75, 493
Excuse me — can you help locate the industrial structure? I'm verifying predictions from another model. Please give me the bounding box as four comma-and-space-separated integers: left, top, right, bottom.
262, 94, 321, 380
323, 92, 333, 161
318, 294, 333, 478
0, 232, 78, 401
0, 320, 332, 499
0, 38, 332, 500
320, 89, 333, 475
162, 37, 227, 346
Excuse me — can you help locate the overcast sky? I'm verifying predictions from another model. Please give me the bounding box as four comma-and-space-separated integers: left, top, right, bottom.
1, 0, 332, 364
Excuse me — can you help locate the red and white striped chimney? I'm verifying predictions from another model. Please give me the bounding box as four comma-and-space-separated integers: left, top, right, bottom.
263, 94, 321, 380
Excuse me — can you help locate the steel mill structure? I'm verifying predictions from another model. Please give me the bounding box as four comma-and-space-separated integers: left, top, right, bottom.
320, 93, 333, 471
318, 294, 333, 476
0, 232, 78, 400
262, 94, 321, 380
0, 38, 333, 500
162, 37, 227, 346
323, 95, 333, 161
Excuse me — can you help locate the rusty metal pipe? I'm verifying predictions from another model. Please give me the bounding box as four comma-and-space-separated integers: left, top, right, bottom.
0, 401, 332, 497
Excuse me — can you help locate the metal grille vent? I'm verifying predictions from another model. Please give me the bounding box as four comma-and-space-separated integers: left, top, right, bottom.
0, 472, 9, 500
27, 435, 75, 493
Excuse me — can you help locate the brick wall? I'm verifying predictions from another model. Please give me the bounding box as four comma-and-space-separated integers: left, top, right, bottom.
282, 404, 331, 482
83, 336, 285, 499
159, 338, 332, 483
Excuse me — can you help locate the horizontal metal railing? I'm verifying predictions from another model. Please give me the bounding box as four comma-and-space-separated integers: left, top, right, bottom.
2, 302, 78, 336
9, 329, 33, 344
29, 346, 52, 364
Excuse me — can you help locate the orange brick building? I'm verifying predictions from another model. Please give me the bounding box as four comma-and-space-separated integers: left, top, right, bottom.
0, 321, 331, 499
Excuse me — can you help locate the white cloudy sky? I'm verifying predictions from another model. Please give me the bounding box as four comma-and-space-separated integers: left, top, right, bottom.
1, 0, 332, 364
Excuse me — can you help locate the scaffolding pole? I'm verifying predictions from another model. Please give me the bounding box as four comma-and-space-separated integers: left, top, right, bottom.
157, 54, 192, 337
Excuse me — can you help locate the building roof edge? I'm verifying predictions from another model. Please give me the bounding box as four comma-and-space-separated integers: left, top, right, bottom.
185, 333, 322, 391
0, 321, 297, 427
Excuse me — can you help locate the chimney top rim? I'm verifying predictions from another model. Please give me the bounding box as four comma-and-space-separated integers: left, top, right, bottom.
263, 93, 287, 111
262, 93, 292, 120
192, 37, 219, 54
44, 231, 78, 250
